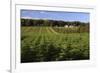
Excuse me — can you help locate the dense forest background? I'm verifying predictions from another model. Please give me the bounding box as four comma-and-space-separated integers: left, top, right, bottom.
21, 19, 89, 27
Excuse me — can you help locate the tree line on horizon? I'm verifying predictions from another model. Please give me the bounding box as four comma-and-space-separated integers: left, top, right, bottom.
21, 18, 89, 27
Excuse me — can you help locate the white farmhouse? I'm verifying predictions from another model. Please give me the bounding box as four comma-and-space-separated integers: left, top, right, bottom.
69, 25, 74, 28
65, 25, 75, 28
64, 25, 69, 28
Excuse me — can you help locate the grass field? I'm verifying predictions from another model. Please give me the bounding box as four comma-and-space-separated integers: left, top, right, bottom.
21, 26, 89, 63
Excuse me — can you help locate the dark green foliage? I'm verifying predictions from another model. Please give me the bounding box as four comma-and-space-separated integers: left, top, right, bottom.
21, 19, 89, 27
21, 27, 89, 63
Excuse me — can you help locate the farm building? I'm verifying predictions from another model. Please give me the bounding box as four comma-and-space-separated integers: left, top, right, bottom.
64, 25, 69, 28
64, 25, 75, 28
